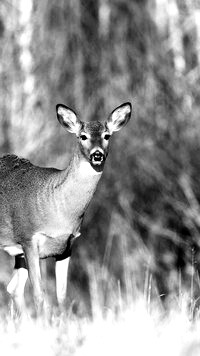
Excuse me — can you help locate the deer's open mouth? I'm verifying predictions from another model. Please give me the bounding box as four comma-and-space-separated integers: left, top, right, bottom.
90, 151, 105, 166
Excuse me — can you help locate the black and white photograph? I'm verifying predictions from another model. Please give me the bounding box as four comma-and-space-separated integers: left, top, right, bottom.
0, 0, 200, 355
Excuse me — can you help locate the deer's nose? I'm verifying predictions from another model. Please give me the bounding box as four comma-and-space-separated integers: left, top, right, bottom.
93, 151, 103, 161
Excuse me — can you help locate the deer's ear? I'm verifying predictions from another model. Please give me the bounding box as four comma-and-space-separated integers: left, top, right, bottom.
106, 102, 132, 133
56, 104, 81, 134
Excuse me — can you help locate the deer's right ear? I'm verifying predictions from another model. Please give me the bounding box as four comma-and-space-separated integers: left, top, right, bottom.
56, 104, 81, 134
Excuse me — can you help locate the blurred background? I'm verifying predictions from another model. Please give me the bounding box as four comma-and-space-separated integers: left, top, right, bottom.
0, 0, 200, 314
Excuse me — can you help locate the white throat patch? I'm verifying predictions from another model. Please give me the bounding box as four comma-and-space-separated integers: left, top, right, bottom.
79, 161, 102, 177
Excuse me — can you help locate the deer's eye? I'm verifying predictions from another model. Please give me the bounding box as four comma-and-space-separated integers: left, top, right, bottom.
104, 134, 110, 141
80, 134, 88, 141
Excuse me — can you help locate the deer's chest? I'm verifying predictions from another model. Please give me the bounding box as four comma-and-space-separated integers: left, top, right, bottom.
34, 231, 78, 259
45, 174, 98, 232
36, 201, 84, 257
41, 198, 85, 238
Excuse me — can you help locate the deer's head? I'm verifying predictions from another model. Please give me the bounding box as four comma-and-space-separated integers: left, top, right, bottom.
56, 102, 132, 172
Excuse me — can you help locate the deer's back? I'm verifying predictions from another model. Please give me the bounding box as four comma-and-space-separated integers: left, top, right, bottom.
0, 154, 56, 193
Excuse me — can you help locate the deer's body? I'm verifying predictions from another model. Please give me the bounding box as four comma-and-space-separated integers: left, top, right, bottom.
0, 102, 132, 316
0, 154, 101, 258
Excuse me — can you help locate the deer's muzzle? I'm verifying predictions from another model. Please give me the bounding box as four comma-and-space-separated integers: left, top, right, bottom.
90, 149, 105, 166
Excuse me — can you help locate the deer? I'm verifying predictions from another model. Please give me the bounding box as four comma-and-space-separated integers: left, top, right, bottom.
0, 102, 132, 317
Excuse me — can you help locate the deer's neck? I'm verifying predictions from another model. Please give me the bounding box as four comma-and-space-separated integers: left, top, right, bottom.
53, 149, 102, 206
59, 147, 102, 181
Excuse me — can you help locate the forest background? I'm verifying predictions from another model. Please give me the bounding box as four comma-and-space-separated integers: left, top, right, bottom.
0, 0, 200, 314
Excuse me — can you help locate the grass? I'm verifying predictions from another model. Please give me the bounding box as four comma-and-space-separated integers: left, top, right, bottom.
1, 262, 200, 356
0, 294, 200, 356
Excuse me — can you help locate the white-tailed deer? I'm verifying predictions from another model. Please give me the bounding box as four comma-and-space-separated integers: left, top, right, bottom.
0, 102, 132, 316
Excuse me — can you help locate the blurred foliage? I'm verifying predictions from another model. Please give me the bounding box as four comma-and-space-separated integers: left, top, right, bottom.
1, 0, 200, 310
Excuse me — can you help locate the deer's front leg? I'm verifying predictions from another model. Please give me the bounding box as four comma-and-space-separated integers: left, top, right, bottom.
55, 257, 70, 307
23, 243, 44, 316
55, 234, 74, 309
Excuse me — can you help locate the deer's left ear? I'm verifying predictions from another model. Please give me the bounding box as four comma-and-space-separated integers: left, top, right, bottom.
106, 102, 132, 133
